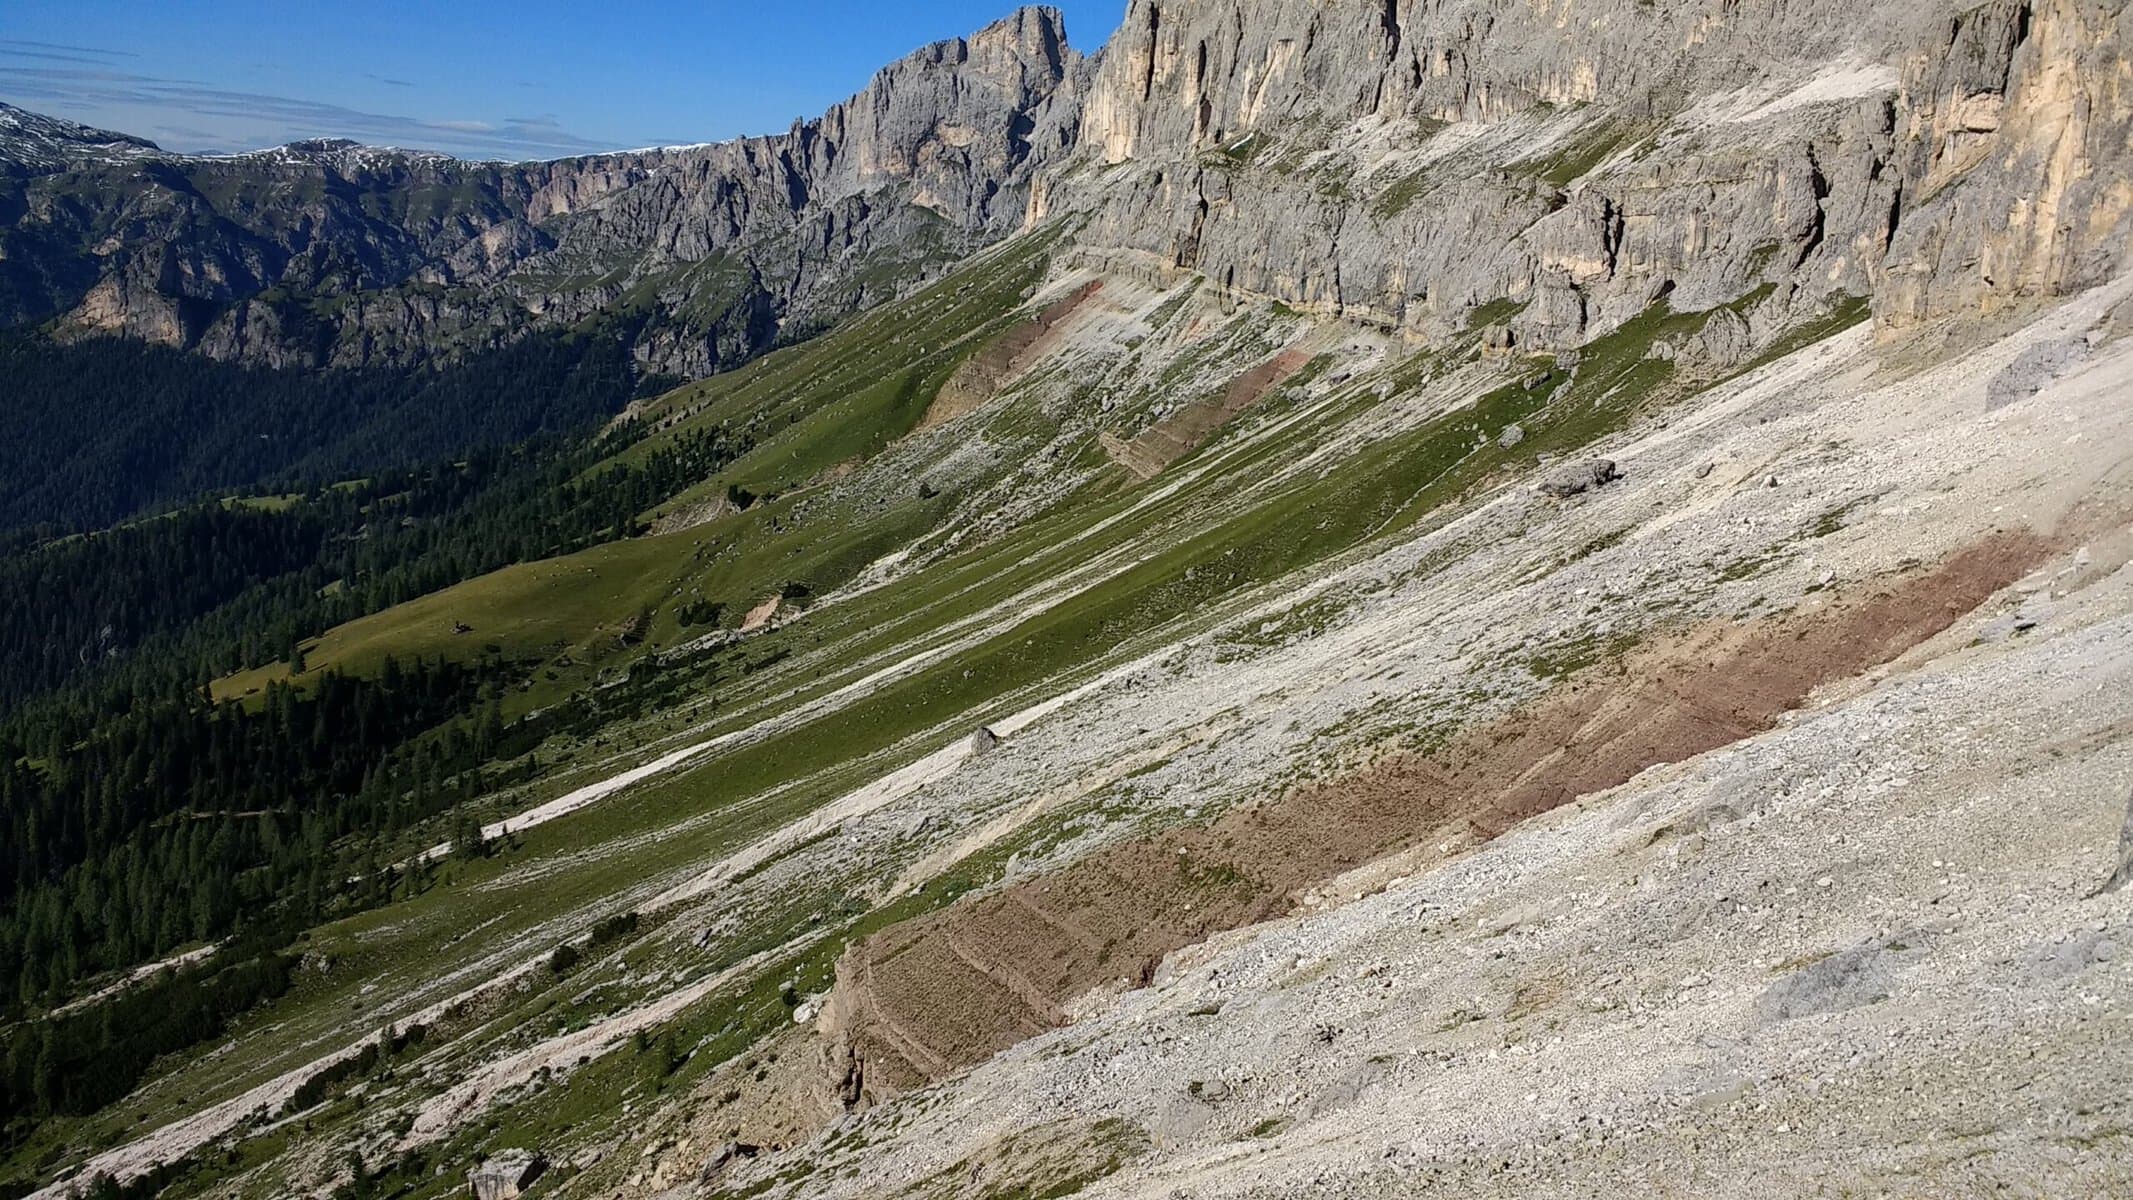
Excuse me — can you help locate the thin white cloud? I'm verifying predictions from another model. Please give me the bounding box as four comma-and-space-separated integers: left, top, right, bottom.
0, 38, 135, 60
0, 52, 630, 159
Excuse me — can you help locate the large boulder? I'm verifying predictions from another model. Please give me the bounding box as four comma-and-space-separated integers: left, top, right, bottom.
700, 1141, 760, 1181
1536, 459, 1622, 498
1985, 335, 2091, 410
468, 1150, 545, 1200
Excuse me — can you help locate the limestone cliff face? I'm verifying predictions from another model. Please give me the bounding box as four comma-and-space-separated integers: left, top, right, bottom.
1880, 0, 2133, 327
1075, 0, 1938, 157
1053, 0, 2133, 355
3, 0, 2129, 378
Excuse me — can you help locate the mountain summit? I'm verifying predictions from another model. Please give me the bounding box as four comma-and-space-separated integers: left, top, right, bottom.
0, 102, 161, 172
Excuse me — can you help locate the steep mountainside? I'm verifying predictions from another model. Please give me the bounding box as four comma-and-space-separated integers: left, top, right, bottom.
0, 106, 160, 173
3, 4, 2132, 1200
1052, 0, 2132, 346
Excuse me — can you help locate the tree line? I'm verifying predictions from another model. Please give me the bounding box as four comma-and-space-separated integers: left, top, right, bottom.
0, 423, 747, 715
0, 329, 759, 1174
0, 320, 658, 538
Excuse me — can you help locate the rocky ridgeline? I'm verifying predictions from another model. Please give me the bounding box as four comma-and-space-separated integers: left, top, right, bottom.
1, 1, 2128, 380
0, 5, 1080, 375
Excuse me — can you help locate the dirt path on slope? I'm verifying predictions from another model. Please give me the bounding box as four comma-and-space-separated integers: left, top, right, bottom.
50, 943, 221, 1017
825, 531, 2049, 1102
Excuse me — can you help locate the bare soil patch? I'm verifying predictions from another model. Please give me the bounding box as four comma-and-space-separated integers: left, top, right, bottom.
1101, 346, 1313, 479
918, 281, 1104, 431
827, 531, 2048, 1101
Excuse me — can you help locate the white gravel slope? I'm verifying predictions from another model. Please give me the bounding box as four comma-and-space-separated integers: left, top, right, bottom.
712, 282, 2133, 1199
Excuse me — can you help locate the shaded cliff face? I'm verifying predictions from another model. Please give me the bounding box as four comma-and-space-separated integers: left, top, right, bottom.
2, 0, 2129, 378
0, 5, 1083, 375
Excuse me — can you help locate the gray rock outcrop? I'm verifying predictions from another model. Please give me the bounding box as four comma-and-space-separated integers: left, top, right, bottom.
4, 0, 2131, 397
1538, 459, 1622, 498
467, 1149, 544, 1200
1757, 933, 1933, 1022
1987, 335, 2094, 409
700, 1140, 760, 1180
2099, 790, 2133, 896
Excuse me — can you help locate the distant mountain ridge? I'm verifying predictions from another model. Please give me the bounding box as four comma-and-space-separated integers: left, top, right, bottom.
0, 104, 161, 173
0, 6, 1082, 377
2, 1, 2126, 388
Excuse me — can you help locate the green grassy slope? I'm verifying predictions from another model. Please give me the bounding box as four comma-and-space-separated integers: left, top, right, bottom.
212, 231, 1062, 708
27, 204, 1874, 1198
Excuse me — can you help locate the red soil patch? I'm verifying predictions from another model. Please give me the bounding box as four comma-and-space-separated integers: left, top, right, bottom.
919, 281, 1105, 431
1101, 346, 1314, 480
826, 532, 2048, 1103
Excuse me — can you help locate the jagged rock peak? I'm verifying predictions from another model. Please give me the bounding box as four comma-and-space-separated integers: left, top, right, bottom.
795, 3, 1081, 211
957, 4, 1073, 81
0, 8, 1091, 376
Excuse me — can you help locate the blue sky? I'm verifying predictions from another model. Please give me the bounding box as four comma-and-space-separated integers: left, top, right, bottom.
0, 1, 1125, 159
